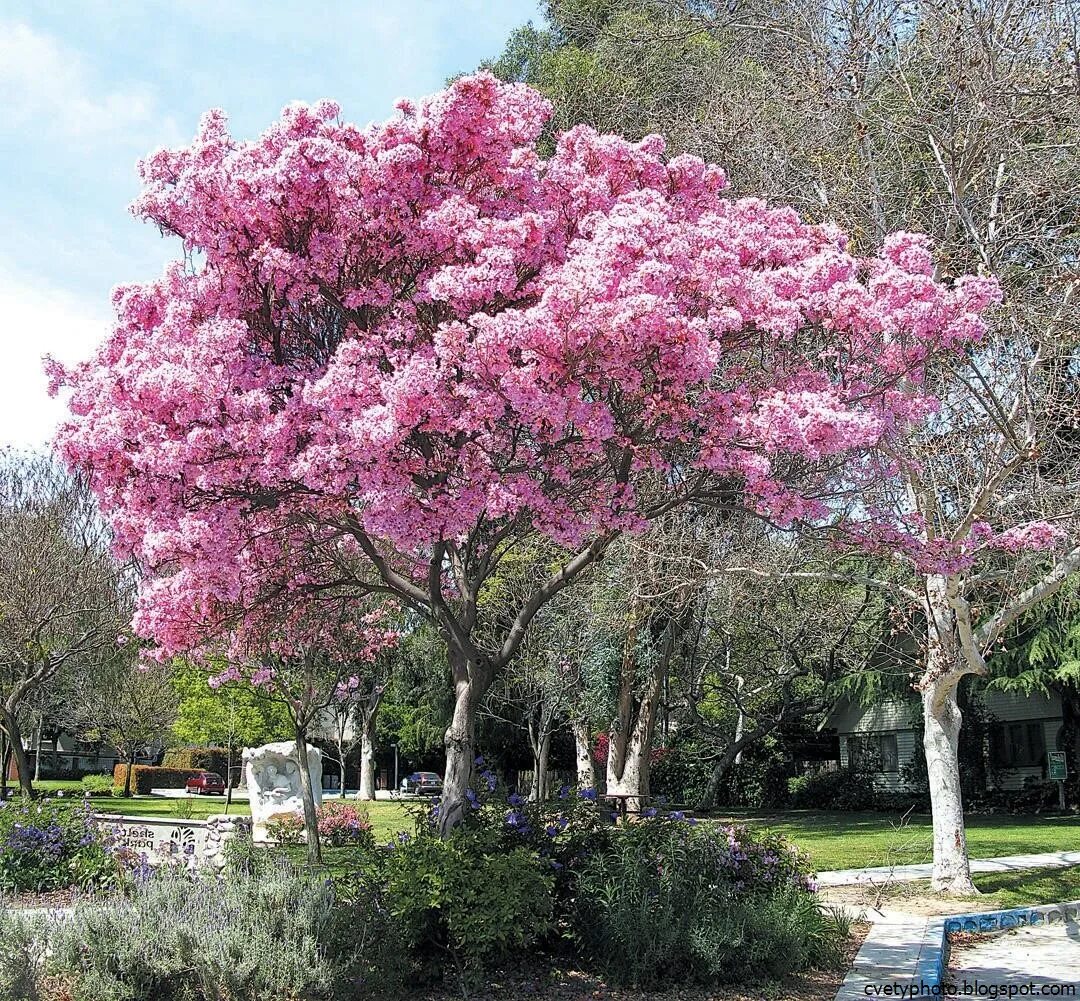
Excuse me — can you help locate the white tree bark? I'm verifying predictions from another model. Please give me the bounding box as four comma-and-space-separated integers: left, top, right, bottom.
571, 718, 596, 789
358, 711, 377, 801
922, 676, 977, 894
920, 575, 981, 895
438, 651, 487, 837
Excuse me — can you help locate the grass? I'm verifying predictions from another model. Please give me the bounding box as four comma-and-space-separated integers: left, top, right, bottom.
19, 783, 1076, 873
833, 864, 1080, 913
975, 864, 1080, 907
26, 781, 418, 839
719, 809, 1079, 872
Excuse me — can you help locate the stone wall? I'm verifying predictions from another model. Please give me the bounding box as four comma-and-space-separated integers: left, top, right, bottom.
95, 813, 253, 869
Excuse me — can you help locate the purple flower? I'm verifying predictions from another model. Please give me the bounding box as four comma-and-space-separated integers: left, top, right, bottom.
481, 770, 497, 792
466, 788, 480, 810
643, 807, 658, 818
557, 784, 569, 799
508, 792, 524, 807
474, 754, 485, 768
578, 787, 597, 801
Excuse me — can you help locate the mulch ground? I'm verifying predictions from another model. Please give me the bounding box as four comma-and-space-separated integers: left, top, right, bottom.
416, 925, 869, 1001
1, 887, 82, 910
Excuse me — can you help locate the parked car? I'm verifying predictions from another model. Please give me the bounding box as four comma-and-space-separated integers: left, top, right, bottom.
400, 771, 443, 797
185, 771, 226, 796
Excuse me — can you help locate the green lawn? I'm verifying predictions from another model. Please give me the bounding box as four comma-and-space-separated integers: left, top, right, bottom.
20, 784, 1077, 873
52, 788, 416, 840
721, 809, 1079, 872
855, 865, 1080, 911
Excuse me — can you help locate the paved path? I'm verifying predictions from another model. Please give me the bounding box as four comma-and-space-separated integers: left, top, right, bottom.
835, 913, 940, 1000
949, 921, 1080, 989
819, 850, 1080, 886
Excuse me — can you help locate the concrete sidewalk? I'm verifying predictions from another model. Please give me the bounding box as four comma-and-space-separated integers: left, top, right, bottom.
819, 850, 1080, 886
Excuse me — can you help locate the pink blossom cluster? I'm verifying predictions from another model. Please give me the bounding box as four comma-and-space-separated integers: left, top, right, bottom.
50, 73, 998, 659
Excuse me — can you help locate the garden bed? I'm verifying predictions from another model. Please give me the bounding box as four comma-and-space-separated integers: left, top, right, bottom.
415, 924, 870, 1001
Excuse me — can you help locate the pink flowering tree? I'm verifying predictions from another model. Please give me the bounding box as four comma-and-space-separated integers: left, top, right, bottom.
52, 73, 996, 835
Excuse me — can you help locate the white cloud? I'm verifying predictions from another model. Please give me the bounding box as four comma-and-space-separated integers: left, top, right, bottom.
0, 267, 109, 449
0, 20, 164, 142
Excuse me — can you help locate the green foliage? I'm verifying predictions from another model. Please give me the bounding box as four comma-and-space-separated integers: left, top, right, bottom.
171, 663, 291, 752
161, 746, 232, 774
40, 863, 398, 1001
80, 773, 117, 797
569, 818, 835, 986
788, 768, 877, 811
380, 825, 553, 977
0, 799, 118, 894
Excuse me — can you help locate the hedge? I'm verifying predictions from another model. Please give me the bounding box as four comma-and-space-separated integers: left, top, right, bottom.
112, 765, 206, 795
162, 747, 232, 775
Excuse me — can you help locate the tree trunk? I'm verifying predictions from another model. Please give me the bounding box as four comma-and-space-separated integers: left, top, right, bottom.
0, 707, 35, 799
606, 619, 667, 815
358, 711, 377, 801
0, 727, 8, 800
438, 648, 487, 838
532, 730, 552, 802
335, 736, 348, 799
294, 730, 323, 866
122, 746, 135, 798
571, 718, 595, 790
224, 741, 234, 815
922, 677, 977, 894
919, 575, 980, 895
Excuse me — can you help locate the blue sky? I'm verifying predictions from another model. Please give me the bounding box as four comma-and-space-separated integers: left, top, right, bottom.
0, 0, 542, 446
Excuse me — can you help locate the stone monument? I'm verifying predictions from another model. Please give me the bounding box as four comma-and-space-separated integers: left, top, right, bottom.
243, 740, 323, 842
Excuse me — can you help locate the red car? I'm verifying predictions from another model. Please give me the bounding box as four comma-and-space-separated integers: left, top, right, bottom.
185, 771, 226, 796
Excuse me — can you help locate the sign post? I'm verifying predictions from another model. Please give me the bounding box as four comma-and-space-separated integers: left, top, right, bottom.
1048, 750, 1068, 810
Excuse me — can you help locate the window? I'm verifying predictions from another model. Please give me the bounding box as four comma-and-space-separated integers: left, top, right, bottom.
847, 733, 899, 773
991, 722, 1046, 768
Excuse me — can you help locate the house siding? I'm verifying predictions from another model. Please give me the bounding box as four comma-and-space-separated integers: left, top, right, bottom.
829, 689, 1065, 792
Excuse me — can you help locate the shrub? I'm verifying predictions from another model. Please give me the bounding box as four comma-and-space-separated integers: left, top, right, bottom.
111, 765, 204, 795
80, 774, 116, 797
162, 746, 231, 776
0, 910, 44, 1001
568, 818, 836, 986
266, 800, 375, 847
0, 799, 118, 894
38, 862, 398, 1001
379, 825, 553, 977
788, 768, 874, 810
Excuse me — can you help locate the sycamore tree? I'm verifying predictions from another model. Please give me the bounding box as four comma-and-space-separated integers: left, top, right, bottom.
495, 0, 1080, 893
172, 661, 291, 810
52, 73, 996, 834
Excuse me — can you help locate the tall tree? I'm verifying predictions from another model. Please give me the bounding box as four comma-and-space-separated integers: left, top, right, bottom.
53, 73, 994, 835
493, 0, 1080, 894
0, 452, 125, 798
66, 653, 179, 797
172, 661, 291, 810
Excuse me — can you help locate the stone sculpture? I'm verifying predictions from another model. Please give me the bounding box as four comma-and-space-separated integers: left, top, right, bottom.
243, 740, 323, 842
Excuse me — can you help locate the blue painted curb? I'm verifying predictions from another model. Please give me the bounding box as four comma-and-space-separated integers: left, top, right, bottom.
914, 899, 1080, 993
913, 918, 948, 993
943, 899, 1080, 937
